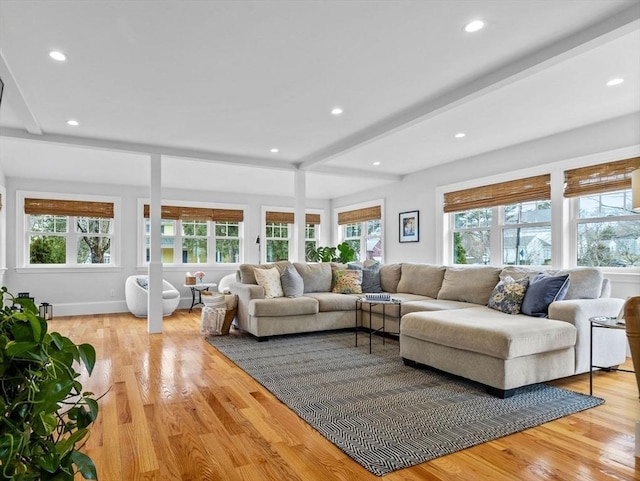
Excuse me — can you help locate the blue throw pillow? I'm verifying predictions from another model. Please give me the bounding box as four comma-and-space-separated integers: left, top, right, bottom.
521, 273, 570, 318
348, 262, 382, 293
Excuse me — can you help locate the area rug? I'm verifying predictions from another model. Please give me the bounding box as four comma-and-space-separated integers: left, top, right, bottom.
207, 330, 603, 476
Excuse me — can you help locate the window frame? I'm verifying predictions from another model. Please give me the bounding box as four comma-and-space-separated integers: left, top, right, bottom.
335, 200, 384, 262
16, 191, 121, 272
139, 199, 246, 269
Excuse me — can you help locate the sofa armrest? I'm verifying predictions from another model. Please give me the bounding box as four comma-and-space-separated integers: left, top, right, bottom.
548, 298, 626, 374
229, 283, 264, 331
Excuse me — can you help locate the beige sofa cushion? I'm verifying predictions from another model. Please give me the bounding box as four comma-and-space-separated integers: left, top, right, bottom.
239, 261, 290, 285
294, 262, 332, 293
249, 297, 318, 317
401, 306, 576, 360
551, 267, 603, 299
397, 263, 445, 298
304, 292, 360, 312
380, 263, 402, 293
437, 266, 501, 305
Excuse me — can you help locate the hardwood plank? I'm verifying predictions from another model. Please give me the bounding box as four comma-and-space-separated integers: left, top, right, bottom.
47, 311, 639, 481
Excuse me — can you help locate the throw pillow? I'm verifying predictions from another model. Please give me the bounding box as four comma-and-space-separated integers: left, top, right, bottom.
253, 267, 284, 299
332, 269, 363, 294
487, 276, 530, 315
521, 273, 570, 318
136, 277, 149, 289
348, 261, 382, 293
280, 264, 304, 298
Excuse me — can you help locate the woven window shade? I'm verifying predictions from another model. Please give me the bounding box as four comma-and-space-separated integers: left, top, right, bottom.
306, 213, 321, 225
338, 205, 382, 225
564, 157, 640, 197
266, 211, 294, 224
25, 198, 114, 218
265, 212, 320, 224
144, 205, 244, 222
213, 209, 244, 222
144, 204, 211, 220
443, 175, 550, 213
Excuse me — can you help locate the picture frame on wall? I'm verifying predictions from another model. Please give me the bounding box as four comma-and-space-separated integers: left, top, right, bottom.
399, 210, 419, 243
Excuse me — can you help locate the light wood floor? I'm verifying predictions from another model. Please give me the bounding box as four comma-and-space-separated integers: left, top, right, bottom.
50, 310, 639, 481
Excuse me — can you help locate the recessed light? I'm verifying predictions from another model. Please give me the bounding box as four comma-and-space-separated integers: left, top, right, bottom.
464, 20, 485, 33
606, 78, 624, 87
373, 161, 381, 166
331, 107, 343, 115
49, 51, 67, 61
455, 132, 466, 138
270, 148, 279, 153
67, 119, 79, 126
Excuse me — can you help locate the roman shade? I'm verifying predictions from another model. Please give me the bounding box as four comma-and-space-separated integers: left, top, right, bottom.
337, 205, 381, 225
25, 198, 114, 218
564, 157, 640, 198
143, 205, 244, 222
443, 175, 551, 213
265, 212, 321, 224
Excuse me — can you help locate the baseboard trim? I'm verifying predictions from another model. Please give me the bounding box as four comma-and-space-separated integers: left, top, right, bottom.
50, 297, 194, 317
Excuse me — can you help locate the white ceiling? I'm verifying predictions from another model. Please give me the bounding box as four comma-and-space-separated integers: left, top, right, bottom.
0, 0, 639, 199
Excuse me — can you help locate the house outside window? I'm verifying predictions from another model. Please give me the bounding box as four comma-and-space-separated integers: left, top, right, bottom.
445, 175, 551, 266
338, 204, 382, 262
24, 198, 115, 266
143, 204, 243, 265
565, 158, 640, 268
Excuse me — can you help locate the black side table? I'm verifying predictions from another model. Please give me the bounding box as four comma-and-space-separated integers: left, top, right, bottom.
355, 297, 401, 353
589, 316, 633, 395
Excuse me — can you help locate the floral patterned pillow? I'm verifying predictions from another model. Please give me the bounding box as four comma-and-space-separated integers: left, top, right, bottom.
332, 269, 363, 294
253, 267, 284, 298
487, 275, 529, 314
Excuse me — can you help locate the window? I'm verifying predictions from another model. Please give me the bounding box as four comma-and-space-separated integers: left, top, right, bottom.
445, 175, 551, 266
338, 205, 382, 261
264, 211, 321, 262
452, 208, 492, 265
24, 198, 115, 266
565, 158, 640, 268
215, 222, 240, 263
266, 222, 290, 262
143, 204, 244, 265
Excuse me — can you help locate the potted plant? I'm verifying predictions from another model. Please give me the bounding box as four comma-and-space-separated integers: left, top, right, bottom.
306, 242, 357, 264
0, 287, 99, 480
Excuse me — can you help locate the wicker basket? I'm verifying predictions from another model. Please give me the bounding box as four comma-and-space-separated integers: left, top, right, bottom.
185, 276, 196, 285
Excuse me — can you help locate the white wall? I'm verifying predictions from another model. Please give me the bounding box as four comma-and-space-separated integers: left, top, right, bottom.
333, 114, 640, 299
4, 176, 330, 315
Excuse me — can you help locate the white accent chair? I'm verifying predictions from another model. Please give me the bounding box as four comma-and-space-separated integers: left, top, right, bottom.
125, 275, 180, 318
217, 273, 237, 294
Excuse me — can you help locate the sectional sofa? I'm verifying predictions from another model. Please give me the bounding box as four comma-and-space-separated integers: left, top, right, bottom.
229, 261, 627, 397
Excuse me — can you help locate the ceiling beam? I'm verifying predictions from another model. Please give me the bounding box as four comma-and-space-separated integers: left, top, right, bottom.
309, 164, 401, 182
0, 50, 42, 135
299, 3, 640, 170
0, 127, 297, 172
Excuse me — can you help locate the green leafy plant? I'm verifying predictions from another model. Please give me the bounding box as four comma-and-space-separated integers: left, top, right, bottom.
306, 242, 357, 264
0, 287, 99, 481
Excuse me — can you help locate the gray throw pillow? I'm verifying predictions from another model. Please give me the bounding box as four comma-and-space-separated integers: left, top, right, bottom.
348, 262, 382, 293
280, 264, 304, 298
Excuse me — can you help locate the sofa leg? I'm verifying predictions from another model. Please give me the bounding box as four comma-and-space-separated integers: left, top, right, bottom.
256, 336, 269, 342
485, 386, 516, 398
403, 357, 418, 368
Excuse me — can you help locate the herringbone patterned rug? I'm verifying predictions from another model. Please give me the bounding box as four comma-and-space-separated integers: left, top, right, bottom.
208, 330, 603, 476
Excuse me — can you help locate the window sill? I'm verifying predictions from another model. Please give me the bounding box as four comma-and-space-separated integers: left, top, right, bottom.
15, 266, 123, 274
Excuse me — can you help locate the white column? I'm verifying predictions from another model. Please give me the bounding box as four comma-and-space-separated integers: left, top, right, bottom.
147, 153, 163, 333
293, 170, 306, 262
